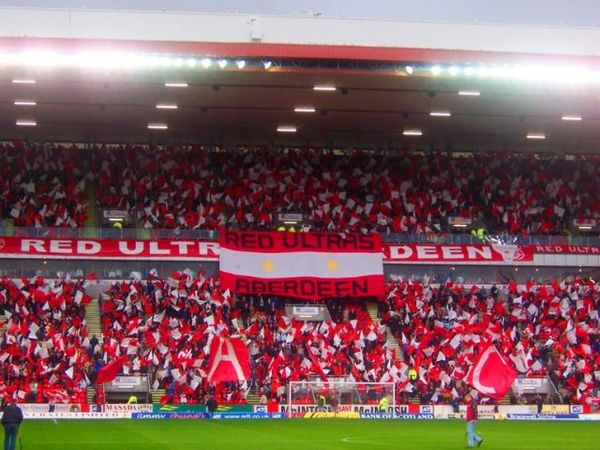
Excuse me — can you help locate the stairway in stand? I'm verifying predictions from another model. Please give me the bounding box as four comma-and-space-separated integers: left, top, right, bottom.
85, 298, 103, 341
0, 313, 5, 337
86, 386, 96, 404
84, 178, 99, 238
246, 393, 261, 405
366, 302, 404, 361
151, 389, 165, 403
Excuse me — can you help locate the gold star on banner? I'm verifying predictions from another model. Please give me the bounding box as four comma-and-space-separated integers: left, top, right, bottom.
262, 260, 274, 273
326, 259, 339, 272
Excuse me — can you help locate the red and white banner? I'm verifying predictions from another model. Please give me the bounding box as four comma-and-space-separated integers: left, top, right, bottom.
0, 236, 219, 260
465, 344, 517, 400
528, 245, 600, 255
207, 337, 251, 383
0, 236, 598, 264
219, 230, 385, 300
384, 243, 535, 263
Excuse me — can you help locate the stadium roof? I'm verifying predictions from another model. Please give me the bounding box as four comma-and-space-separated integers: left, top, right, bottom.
0, 7, 599, 151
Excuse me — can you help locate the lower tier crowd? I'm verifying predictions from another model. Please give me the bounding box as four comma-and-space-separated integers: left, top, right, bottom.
0, 274, 598, 406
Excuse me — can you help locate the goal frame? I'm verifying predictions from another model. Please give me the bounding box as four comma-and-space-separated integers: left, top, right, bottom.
287, 380, 396, 411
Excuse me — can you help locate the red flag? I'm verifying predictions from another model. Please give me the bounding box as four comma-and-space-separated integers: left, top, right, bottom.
96, 355, 129, 384
207, 337, 250, 383
465, 344, 517, 399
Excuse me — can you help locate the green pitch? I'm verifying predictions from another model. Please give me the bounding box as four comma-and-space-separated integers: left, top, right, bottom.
17, 419, 598, 450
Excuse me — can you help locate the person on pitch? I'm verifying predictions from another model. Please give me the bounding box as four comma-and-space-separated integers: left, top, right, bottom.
465, 394, 483, 448
378, 394, 389, 413
1, 398, 23, 450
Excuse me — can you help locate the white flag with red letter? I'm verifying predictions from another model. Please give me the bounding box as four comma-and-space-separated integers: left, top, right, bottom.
465, 343, 517, 399
207, 336, 251, 383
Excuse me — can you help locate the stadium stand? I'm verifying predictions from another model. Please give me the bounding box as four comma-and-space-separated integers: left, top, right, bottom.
93, 147, 600, 235
0, 276, 92, 404
0, 266, 596, 406
1, 143, 598, 235
97, 274, 391, 405
381, 277, 599, 405
92, 273, 599, 406
0, 143, 88, 229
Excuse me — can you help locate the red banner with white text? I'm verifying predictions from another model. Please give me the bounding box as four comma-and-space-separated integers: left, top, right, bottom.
219, 230, 385, 300
0, 236, 219, 260
0, 236, 598, 264
384, 243, 535, 263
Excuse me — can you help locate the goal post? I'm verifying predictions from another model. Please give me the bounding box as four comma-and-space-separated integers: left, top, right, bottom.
287, 380, 396, 414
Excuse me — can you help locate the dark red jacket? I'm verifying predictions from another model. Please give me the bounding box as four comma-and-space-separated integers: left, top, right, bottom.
466, 400, 478, 421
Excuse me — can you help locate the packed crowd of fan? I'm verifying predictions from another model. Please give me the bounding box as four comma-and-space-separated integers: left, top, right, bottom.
0, 143, 88, 228
1, 273, 598, 406
97, 272, 392, 405
94, 146, 600, 235
0, 277, 92, 404
380, 277, 599, 405
2, 143, 598, 235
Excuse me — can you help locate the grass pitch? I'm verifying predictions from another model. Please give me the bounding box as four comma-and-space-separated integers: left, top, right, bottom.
17, 419, 598, 450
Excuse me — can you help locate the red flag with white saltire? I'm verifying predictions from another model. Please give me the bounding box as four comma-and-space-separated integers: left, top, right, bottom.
465, 343, 517, 399
207, 336, 251, 383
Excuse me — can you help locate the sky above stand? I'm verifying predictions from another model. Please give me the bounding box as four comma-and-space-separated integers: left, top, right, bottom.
0, 0, 598, 27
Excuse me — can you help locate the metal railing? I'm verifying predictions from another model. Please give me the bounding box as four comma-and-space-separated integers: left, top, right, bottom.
1, 226, 598, 247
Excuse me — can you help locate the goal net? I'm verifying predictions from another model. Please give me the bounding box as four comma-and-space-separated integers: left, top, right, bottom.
286, 380, 396, 414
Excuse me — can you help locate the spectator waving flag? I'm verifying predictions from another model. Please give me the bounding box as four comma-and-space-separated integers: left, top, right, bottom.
465, 343, 517, 399
219, 230, 384, 300
207, 336, 251, 383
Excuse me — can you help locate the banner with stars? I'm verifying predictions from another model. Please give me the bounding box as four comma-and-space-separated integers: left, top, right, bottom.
219, 230, 384, 300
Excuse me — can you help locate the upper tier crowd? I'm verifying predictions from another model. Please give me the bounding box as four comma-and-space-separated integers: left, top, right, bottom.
1, 143, 598, 235
2, 273, 597, 406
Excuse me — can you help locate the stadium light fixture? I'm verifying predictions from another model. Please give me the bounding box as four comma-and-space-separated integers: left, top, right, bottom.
449, 66, 460, 76
277, 126, 297, 133
236, 60, 246, 69
165, 82, 188, 88
200, 58, 212, 68
431, 65, 442, 76
174, 58, 184, 67
263, 60, 273, 70
294, 106, 316, 113
16, 120, 36, 126
186, 58, 197, 68
12, 78, 36, 84
14, 100, 37, 106
403, 129, 423, 136
313, 85, 336, 91
458, 90, 480, 96
477, 66, 489, 77
562, 115, 582, 121
430, 111, 451, 117
148, 123, 168, 130
464, 66, 475, 76
156, 103, 178, 109
526, 133, 546, 140
405, 65, 414, 75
